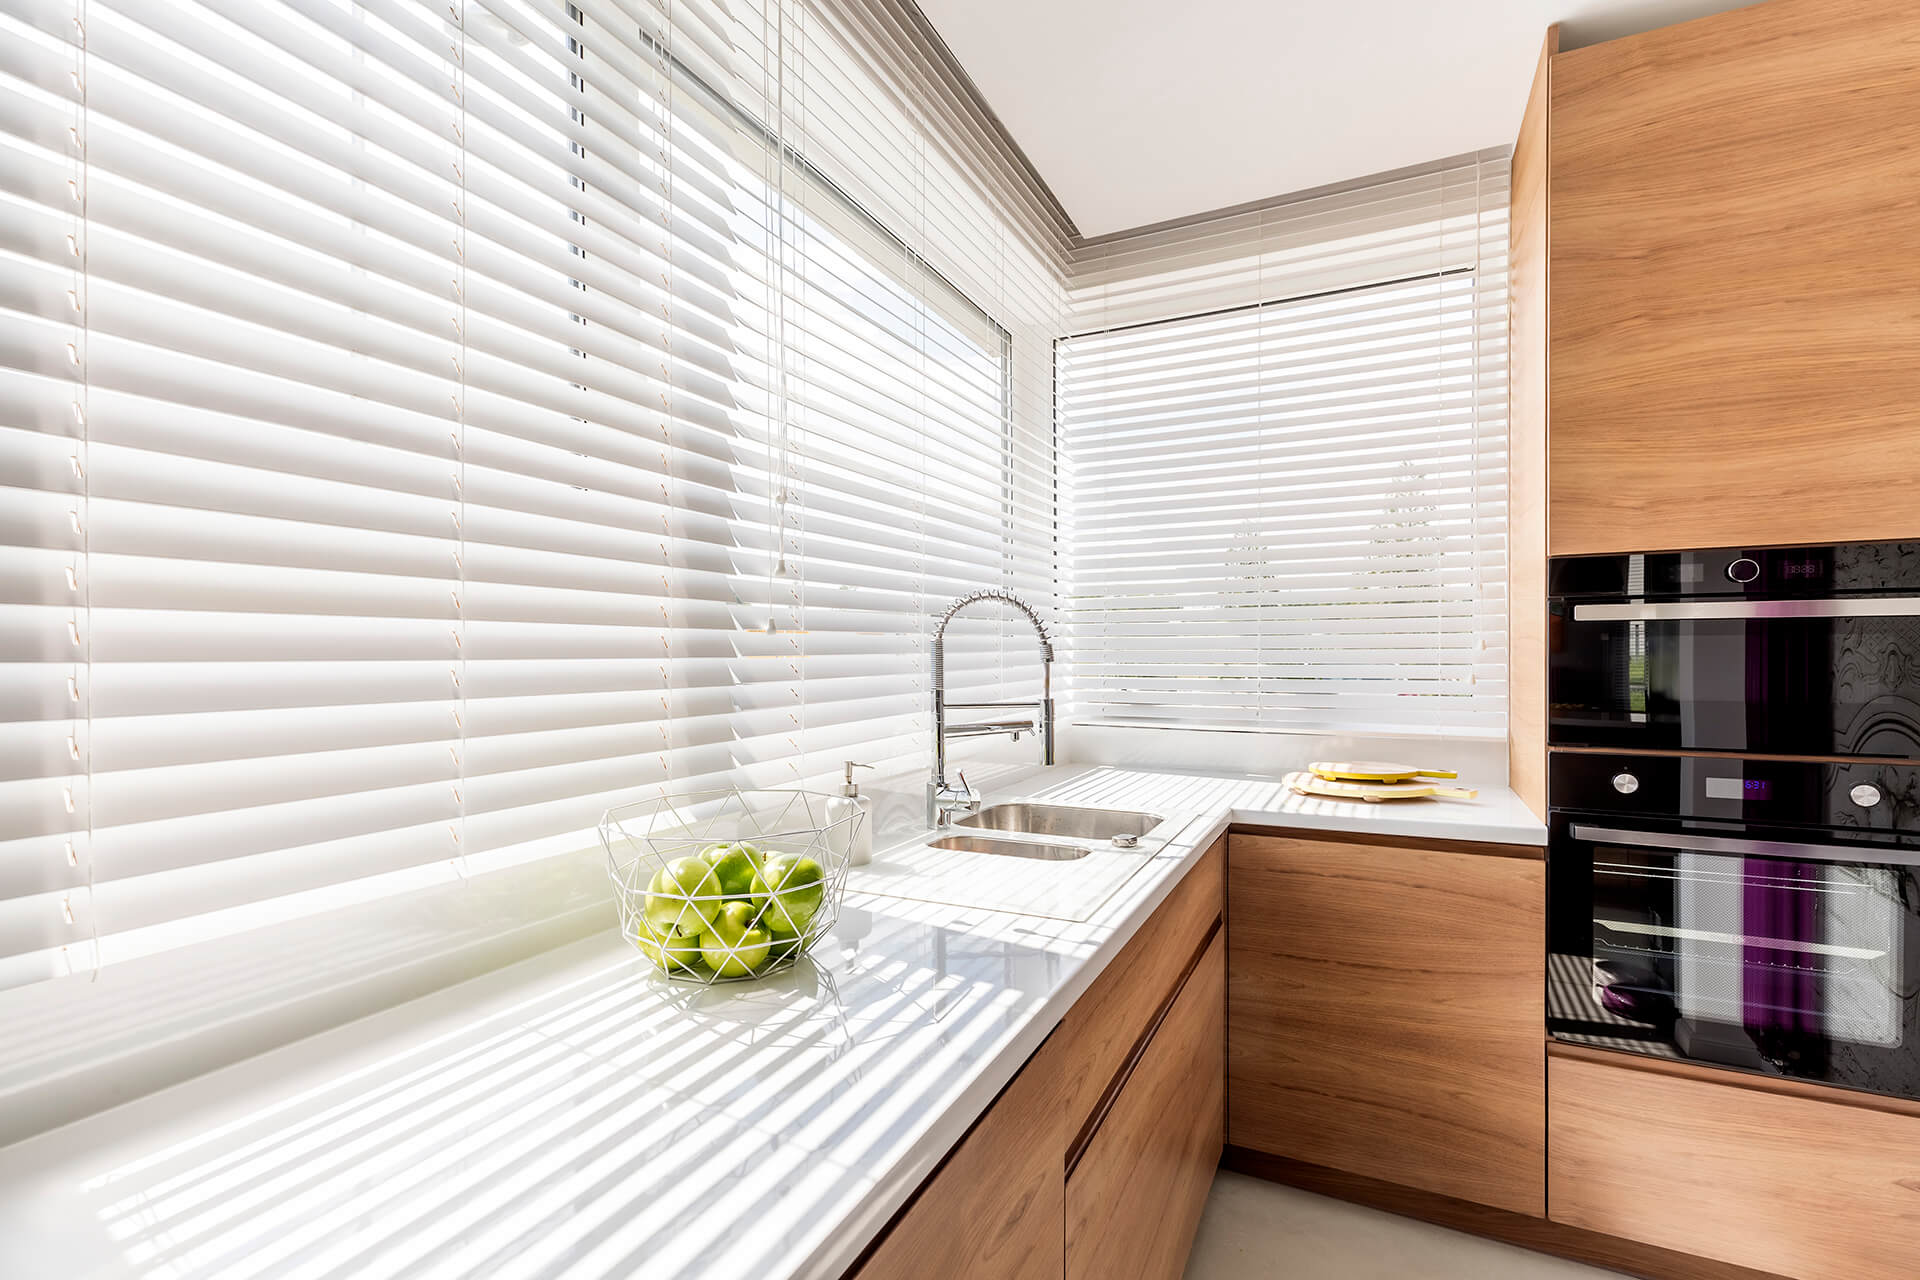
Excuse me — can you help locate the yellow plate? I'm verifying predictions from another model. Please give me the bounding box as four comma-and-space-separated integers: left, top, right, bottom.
1288, 772, 1479, 803
1308, 759, 1458, 783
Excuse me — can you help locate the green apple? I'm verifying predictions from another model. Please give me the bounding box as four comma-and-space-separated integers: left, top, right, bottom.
765, 935, 803, 966
703, 844, 765, 899
644, 856, 723, 938
757, 854, 826, 937
699, 841, 762, 866
699, 900, 771, 977
635, 919, 706, 973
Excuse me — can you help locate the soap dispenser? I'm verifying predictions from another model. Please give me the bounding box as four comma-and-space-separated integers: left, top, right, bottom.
836, 761, 875, 866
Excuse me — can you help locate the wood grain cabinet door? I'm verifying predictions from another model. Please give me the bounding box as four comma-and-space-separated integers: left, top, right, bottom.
1065, 930, 1225, 1280
849, 1033, 1066, 1280
1548, 0, 1920, 555
1226, 833, 1546, 1216
1550, 1048, 1920, 1280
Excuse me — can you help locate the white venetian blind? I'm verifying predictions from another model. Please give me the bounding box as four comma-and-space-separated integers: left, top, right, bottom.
0, 0, 755, 989
1060, 156, 1509, 735
0, 0, 1057, 992
717, 0, 1060, 788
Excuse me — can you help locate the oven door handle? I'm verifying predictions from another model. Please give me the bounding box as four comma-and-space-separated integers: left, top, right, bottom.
1571, 597, 1920, 621
1572, 823, 1920, 868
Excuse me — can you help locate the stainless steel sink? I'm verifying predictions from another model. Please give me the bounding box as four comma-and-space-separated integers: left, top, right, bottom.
930, 834, 1089, 861
956, 803, 1163, 841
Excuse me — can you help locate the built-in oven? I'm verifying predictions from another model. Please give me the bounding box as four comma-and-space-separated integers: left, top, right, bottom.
1547, 752, 1920, 1102
1547, 541, 1920, 757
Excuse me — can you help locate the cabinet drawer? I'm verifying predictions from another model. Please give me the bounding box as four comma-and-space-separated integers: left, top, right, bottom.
1550, 1048, 1920, 1280
1056, 835, 1223, 1149
1227, 832, 1546, 1216
1066, 929, 1225, 1280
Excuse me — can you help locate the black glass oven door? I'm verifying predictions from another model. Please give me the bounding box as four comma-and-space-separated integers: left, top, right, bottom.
1548, 598, 1920, 756
1548, 819, 1920, 1102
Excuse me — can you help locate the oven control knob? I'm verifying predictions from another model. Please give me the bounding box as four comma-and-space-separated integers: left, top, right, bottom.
1851, 783, 1883, 809
1612, 772, 1641, 796
1727, 557, 1761, 584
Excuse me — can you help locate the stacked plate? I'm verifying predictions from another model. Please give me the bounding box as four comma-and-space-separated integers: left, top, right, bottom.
1288, 761, 1479, 804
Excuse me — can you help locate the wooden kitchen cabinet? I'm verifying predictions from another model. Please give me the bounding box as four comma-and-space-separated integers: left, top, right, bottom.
1055, 835, 1224, 1150
848, 1031, 1067, 1280
1549, 1045, 1920, 1280
1507, 25, 1554, 822
1066, 930, 1225, 1280
1544, 0, 1920, 555
851, 842, 1225, 1280
1226, 831, 1546, 1216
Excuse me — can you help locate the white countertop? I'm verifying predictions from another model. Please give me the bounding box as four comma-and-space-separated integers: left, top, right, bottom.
0, 766, 1542, 1280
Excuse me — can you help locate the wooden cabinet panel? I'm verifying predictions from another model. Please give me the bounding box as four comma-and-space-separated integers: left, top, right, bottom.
1055, 836, 1223, 1150
1066, 930, 1225, 1280
851, 1033, 1066, 1280
1227, 832, 1546, 1216
1548, 0, 1920, 555
1549, 1047, 1920, 1280
1507, 26, 1554, 822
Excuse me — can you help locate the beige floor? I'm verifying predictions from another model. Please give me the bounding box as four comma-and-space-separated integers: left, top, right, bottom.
1183, 1172, 1625, 1279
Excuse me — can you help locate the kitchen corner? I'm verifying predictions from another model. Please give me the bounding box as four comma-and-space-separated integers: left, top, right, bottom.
0, 766, 1539, 1280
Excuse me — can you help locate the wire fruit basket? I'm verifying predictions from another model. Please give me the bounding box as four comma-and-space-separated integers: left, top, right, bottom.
600, 788, 862, 984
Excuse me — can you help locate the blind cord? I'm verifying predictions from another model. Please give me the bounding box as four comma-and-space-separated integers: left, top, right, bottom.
70, 0, 98, 980
451, 0, 470, 879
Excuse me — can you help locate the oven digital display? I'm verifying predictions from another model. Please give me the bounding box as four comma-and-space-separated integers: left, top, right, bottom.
1705, 776, 1770, 801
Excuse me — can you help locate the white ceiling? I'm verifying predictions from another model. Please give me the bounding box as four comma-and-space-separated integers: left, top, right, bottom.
916, 0, 1763, 239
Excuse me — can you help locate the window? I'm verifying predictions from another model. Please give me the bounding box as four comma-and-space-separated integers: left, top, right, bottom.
730, 181, 1029, 783
0, 0, 1046, 993
1060, 157, 1509, 735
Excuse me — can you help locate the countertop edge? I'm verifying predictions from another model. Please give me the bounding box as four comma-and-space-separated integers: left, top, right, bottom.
1223, 803, 1547, 846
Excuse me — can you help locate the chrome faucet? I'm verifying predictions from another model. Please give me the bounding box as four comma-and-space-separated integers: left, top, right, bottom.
927, 590, 1055, 826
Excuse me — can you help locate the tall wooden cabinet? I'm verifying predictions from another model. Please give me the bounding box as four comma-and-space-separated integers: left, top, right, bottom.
1507, 25, 1556, 822
1517, 0, 1920, 560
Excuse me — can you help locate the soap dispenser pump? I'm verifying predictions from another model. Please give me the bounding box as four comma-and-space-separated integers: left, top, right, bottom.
837, 761, 875, 866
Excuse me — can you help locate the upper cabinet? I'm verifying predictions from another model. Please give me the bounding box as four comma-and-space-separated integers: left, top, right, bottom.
1544, 0, 1920, 556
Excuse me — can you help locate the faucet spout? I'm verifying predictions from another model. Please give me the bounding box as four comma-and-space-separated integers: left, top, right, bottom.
928, 590, 1055, 827
931, 590, 1054, 689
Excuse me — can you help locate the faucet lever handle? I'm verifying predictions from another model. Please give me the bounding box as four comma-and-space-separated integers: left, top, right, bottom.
926, 769, 983, 827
